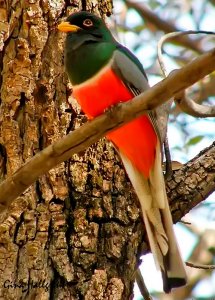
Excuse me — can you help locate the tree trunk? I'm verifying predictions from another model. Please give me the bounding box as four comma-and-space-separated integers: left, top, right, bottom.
0, 1, 214, 300
0, 1, 143, 299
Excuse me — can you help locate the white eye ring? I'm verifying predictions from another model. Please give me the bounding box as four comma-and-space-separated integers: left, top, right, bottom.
83, 19, 93, 27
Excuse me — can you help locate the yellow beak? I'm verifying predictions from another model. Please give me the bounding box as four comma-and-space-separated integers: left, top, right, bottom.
57, 22, 81, 33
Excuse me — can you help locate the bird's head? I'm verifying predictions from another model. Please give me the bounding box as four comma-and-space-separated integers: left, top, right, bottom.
58, 11, 114, 49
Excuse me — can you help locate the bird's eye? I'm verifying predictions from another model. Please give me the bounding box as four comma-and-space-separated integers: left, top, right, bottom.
83, 19, 93, 27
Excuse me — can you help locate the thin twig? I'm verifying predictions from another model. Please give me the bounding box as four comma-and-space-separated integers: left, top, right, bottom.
186, 261, 215, 270
136, 269, 153, 300
158, 31, 215, 117
179, 220, 191, 225
0, 48, 215, 209
158, 30, 215, 77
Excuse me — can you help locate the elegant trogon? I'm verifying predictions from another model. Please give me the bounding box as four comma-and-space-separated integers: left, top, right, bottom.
58, 11, 187, 293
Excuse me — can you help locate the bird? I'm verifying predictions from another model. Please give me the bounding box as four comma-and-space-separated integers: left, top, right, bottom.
58, 11, 187, 293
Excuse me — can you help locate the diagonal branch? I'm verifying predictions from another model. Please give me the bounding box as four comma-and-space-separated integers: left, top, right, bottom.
0, 48, 215, 210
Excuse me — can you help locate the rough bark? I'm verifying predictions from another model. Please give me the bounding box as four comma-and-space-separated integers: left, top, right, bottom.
0, 1, 214, 300
0, 1, 140, 299
168, 142, 215, 223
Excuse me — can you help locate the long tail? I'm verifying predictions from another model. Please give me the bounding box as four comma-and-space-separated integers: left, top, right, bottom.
119, 143, 187, 293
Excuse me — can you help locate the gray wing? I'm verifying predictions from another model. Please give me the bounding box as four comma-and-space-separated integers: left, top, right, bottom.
111, 47, 162, 145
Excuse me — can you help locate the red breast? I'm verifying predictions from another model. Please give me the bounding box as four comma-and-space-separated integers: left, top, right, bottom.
73, 66, 157, 177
